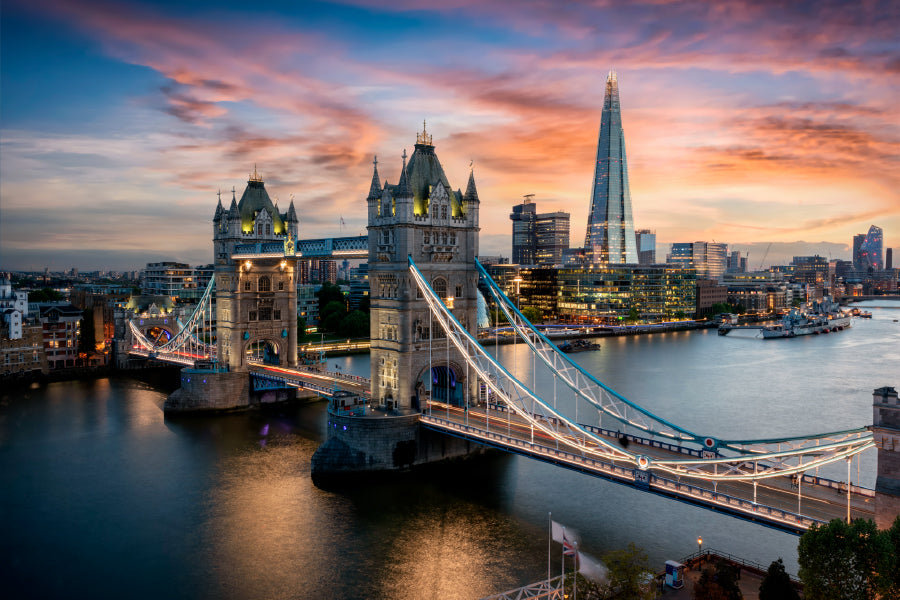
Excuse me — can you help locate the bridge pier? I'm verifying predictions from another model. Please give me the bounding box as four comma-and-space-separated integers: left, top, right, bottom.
165, 367, 250, 413
310, 393, 486, 485
873, 386, 900, 529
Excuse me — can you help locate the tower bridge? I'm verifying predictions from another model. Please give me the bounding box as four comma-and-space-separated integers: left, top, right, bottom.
120, 126, 900, 532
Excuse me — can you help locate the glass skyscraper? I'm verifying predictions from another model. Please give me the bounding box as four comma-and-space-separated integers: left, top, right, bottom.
584, 71, 638, 264
859, 225, 884, 271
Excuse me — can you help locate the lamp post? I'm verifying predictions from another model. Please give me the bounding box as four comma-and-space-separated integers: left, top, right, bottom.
697, 536, 703, 564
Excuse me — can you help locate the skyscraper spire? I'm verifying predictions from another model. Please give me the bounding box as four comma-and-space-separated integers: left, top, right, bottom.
584, 71, 638, 264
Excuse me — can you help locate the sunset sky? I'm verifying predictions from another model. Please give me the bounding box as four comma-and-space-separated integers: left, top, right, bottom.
2, 0, 898, 271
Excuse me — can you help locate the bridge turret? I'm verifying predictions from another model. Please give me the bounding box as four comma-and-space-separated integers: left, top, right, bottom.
873, 386, 900, 529
463, 165, 480, 230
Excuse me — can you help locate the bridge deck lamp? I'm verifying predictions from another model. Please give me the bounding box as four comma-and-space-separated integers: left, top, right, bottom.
697, 536, 703, 558
245, 260, 252, 271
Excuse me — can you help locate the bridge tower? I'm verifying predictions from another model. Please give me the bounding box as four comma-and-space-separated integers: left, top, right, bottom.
873, 386, 900, 529
367, 124, 480, 411
212, 168, 300, 371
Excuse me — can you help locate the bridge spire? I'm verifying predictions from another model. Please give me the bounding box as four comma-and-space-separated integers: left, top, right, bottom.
464, 162, 479, 204
396, 149, 411, 197
367, 155, 382, 201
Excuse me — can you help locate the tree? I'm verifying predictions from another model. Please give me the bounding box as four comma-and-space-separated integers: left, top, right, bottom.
339, 310, 369, 338
878, 516, 900, 598
693, 560, 742, 600
320, 300, 348, 332
316, 282, 345, 315
358, 296, 370, 314
297, 316, 307, 343
759, 558, 798, 600
674, 310, 686, 320
711, 302, 732, 315
520, 306, 542, 323
601, 542, 654, 600
28, 287, 63, 302
798, 518, 890, 600
627, 306, 640, 324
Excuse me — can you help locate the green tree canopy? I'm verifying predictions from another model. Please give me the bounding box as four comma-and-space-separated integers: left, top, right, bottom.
316, 282, 345, 315
602, 542, 654, 600
520, 306, 542, 323
759, 558, 798, 600
296, 316, 307, 342
798, 518, 891, 600
627, 306, 640, 324
28, 287, 63, 302
339, 310, 369, 338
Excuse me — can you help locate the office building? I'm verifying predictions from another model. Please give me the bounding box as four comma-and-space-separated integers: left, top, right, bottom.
584, 71, 638, 264
636, 229, 656, 265
667, 242, 727, 280
858, 225, 884, 271
510, 197, 570, 266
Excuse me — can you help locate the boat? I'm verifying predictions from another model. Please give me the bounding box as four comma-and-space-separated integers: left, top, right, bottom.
849, 307, 873, 318
557, 339, 601, 353
761, 297, 852, 339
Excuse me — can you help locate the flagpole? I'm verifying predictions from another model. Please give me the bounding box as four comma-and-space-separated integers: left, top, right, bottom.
547, 512, 552, 591
561, 527, 565, 597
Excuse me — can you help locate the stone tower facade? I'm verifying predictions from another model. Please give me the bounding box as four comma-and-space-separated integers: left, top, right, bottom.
212, 168, 300, 371
367, 127, 480, 411
873, 386, 900, 529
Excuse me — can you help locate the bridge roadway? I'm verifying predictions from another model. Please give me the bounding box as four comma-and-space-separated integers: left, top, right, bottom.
249, 363, 370, 397
420, 402, 874, 534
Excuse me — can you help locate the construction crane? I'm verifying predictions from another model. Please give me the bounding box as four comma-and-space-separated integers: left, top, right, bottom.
757, 242, 772, 271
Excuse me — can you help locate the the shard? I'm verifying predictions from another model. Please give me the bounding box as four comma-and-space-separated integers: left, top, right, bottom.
584, 71, 638, 264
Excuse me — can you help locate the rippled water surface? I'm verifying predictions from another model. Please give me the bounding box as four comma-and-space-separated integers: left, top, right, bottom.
2, 301, 898, 599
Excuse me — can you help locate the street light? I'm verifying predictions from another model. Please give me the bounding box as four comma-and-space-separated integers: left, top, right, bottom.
697, 536, 703, 560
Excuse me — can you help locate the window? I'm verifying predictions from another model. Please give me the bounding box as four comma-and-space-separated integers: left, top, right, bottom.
259, 306, 272, 321
249, 311, 258, 321
266, 224, 271, 235
432, 277, 447, 298
258, 276, 271, 292
274, 309, 281, 320
456, 285, 462, 298
244, 280, 251, 291
258, 224, 263, 235
424, 232, 430, 244
441, 205, 447, 219
278, 281, 284, 291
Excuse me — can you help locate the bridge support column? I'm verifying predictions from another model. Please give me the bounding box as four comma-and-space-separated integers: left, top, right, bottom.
164, 368, 250, 413
873, 386, 900, 529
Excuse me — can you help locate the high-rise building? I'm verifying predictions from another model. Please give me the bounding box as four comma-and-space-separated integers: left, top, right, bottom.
510, 196, 570, 266
853, 233, 866, 269
535, 212, 570, 266
584, 71, 638, 264
726, 250, 747, 273
859, 225, 884, 271
667, 242, 727, 280
510, 197, 537, 265
887, 248, 893, 270
636, 229, 656, 265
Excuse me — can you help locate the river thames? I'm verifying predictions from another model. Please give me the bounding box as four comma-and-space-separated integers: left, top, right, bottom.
2, 300, 898, 599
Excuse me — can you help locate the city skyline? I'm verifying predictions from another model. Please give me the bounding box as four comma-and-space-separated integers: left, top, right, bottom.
2, 0, 899, 270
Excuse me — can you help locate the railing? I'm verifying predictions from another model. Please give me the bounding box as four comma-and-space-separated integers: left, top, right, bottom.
479, 576, 562, 600
422, 415, 828, 532
678, 548, 802, 585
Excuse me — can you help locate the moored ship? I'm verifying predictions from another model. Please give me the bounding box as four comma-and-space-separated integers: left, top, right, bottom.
761, 298, 851, 339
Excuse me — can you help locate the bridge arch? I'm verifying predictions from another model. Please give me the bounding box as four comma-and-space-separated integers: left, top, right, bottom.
414, 360, 468, 408
242, 336, 285, 366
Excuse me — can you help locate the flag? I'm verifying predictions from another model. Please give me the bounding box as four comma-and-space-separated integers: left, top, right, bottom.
577, 551, 609, 584
551, 521, 578, 556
